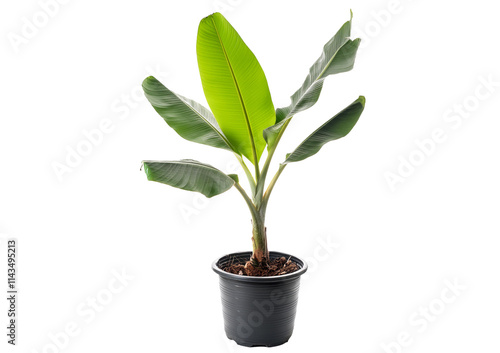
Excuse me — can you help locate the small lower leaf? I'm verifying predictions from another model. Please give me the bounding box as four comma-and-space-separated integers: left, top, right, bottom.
142, 159, 235, 198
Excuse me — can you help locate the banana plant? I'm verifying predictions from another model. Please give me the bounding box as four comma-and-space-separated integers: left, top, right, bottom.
141, 11, 365, 267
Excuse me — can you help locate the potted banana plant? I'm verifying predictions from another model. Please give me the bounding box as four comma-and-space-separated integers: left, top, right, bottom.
141, 11, 365, 347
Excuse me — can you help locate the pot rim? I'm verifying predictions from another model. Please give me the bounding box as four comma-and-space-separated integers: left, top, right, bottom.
212, 251, 308, 283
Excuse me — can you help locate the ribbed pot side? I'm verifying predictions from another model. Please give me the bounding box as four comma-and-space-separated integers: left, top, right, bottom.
212, 251, 308, 347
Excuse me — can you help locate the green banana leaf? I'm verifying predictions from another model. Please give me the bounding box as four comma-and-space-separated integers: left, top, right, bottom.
284, 96, 365, 164
142, 76, 235, 152
196, 12, 276, 164
264, 12, 360, 147
142, 159, 236, 198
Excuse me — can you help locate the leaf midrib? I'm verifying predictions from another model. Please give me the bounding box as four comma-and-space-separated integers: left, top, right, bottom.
293, 39, 350, 111
316, 36, 351, 81
177, 94, 235, 150
145, 79, 237, 152
210, 16, 258, 163
285, 27, 352, 119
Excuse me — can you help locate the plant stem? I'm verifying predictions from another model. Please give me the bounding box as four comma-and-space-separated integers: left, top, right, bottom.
254, 119, 291, 208
234, 182, 269, 266
234, 153, 256, 196
233, 182, 259, 220
234, 119, 293, 267
254, 156, 260, 182
260, 163, 286, 215
251, 210, 268, 265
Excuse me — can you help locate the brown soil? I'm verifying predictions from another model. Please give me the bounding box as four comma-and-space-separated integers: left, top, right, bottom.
221, 256, 299, 277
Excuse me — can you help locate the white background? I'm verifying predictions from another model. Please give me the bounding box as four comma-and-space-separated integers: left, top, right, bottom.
1, 0, 499, 352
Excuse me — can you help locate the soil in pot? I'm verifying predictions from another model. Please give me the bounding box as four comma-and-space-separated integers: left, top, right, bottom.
221, 256, 299, 277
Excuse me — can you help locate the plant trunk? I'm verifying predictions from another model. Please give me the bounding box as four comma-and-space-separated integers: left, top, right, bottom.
250, 211, 269, 267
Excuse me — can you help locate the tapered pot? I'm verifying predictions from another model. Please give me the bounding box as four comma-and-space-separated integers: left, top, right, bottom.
212, 251, 308, 347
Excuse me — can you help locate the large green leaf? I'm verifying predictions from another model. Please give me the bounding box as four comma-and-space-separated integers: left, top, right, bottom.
142, 76, 235, 152
142, 159, 236, 198
264, 12, 361, 147
284, 96, 365, 164
196, 12, 275, 164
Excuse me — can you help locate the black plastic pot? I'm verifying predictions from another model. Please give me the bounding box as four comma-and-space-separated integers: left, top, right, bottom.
212, 251, 308, 347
